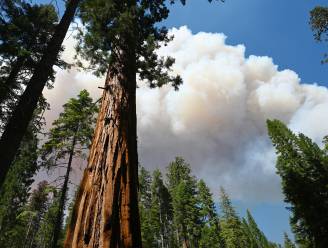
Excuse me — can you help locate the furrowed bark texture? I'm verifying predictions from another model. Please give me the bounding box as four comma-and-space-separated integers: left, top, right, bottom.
64, 61, 141, 247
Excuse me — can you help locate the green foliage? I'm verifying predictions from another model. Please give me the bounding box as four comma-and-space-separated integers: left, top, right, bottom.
139, 159, 280, 248
0, 0, 64, 129
34, 191, 60, 248
242, 210, 277, 248
139, 167, 154, 247
150, 169, 173, 248
0, 106, 44, 247
219, 187, 248, 248
41, 89, 98, 168
40, 89, 97, 248
139, 158, 283, 248
17, 181, 55, 248
75, 0, 191, 89
284, 233, 296, 248
267, 119, 328, 247
310, 6, 328, 63
197, 179, 223, 248
74, 0, 221, 89
167, 157, 200, 247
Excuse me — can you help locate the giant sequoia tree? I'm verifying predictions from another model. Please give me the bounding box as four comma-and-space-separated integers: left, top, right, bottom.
64, 1, 221, 247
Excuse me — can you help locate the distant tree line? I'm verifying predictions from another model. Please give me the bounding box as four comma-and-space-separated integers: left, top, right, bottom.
138, 157, 292, 248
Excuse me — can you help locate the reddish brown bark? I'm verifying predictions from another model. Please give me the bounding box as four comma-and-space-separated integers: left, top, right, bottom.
64, 61, 141, 247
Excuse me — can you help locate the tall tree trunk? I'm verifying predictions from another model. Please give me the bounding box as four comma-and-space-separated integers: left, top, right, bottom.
52, 133, 77, 248
0, 56, 25, 105
0, 0, 80, 189
64, 52, 141, 247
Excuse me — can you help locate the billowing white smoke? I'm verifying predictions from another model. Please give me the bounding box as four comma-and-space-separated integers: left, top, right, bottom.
44, 26, 328, 202
137, 26, 328, 202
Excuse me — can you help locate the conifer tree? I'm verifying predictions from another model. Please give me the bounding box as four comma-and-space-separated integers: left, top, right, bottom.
197, 179, 223, 248
0, 104, 45, 247
0, 128, 38, 247
283, 233, 296, 248
242, 210, 276, 248
167, 157, 200, 248
20, 181, 53, 248
219, 187, 248, 248
150, 169, 173, 248
0, 0, 81, 189
0, 0, 62, 113
139, 167, 154, 247
41, 90, 97, 248
267, 119, 328, 247
310, 6, 328, 63
64, 1, 221, 247
34, 187, 60, 248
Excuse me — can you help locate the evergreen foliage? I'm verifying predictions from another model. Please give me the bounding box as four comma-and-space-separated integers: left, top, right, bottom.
40, 89, 97, 248
150, 169, 173, 248
0, 0, 65, 128
284, 233, 296, 248
310, 6, 328, 63
219, 187, 248, 248
0, 104, 45, 247
242, 210, 277, 248
197, 179, 223, 248
138, 158, 278, 248
167, 157, 200, 247
267, 119, 328, 247
41, 89, 97, 167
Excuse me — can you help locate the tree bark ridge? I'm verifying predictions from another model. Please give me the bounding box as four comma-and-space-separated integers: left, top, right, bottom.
64, 65, 141, 247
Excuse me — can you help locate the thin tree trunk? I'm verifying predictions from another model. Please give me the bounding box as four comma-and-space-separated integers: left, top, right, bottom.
0, 0, 80, 189
0, 56, 25, 105
64, 56, 141, 247
52, 133, 77, 248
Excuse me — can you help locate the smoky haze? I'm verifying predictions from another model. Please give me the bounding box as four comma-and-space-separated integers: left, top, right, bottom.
43, 26, 328, 203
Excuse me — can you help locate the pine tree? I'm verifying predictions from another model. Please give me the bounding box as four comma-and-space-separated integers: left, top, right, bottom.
41, 90, 97, 248
20, 181, 53, 248
34, 187, 60, 248
139, 167, 154, 247
150, 169, 173, 248
0, 104, 44, 247
197, 179, 223, 248
219, 187, 248, 248
64, 1, 221, 247
310, 6, 328, 63
0, 1, 62, 113
267, 119, 328, 247
0, 0, 81, 189
242, 209, 276, 248
283, 233, 296, 248
167, 157, 200, 248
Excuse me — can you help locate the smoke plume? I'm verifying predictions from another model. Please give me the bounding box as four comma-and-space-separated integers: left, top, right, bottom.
44, 26, 328, 202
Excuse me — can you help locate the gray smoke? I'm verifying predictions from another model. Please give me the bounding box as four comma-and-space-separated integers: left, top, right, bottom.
44, 26, 328, 202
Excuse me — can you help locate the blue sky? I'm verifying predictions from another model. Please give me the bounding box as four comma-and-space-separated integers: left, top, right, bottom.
37, 0, 328, 244
167, 1, 326, 243
164, 0, 327, 86
163, 2, 327, 243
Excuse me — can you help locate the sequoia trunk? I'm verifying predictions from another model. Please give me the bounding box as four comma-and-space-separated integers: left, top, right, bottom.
64, 56, 141, 247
